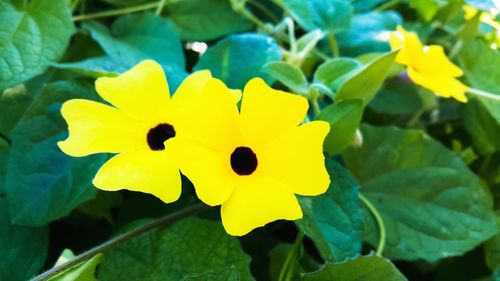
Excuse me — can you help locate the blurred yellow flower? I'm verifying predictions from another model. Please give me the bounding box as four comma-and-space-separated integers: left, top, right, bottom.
464, 5, 500, 32
59, 60, 240, 203
168, 78, 331, 236
390, 26, 469, 103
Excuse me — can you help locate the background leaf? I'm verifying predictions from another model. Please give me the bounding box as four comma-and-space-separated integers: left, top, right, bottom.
194, 33, 282, 88
98, 217, 254, 281
337, 11, 402, 56
316, 99, 364, 155
56, 13, 187, 90
0, 198, 49, 281
49, 252, 103, 281
0, 0, 75, 90
262, 62, 308, 94
297, 160, 364, 262
301, 254, 408, 281
164, 0, 253, 41
335, 51, 398, 104
281, 0, 353, 33
343, 125, 498, 261
5, 82, 106, 226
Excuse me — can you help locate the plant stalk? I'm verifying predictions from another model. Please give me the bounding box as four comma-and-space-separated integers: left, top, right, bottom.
31, 203, 207, 281
359, 193, 386, 256
468, 88, 500, 101
73, 1, 161, 21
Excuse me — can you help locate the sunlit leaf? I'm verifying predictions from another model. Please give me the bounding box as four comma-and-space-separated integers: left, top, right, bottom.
0, 0, 74, 90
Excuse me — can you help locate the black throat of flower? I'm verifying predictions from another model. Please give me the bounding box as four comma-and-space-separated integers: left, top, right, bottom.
147, 123, 176, 151
231, 146, 258, 175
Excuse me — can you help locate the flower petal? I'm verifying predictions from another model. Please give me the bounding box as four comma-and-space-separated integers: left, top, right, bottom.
171, 70, 241, 109
166, 139, 235, 206
58, 99, 145, 157
95, 60, 170, 121
173, 78, 240, 151
171, 70, 212, 108
93, 150, 181, 204
240, 78, 308, 147
417, 45, 464, 77
262, 121, 331, 196
390, 26, 424, 66
221, 177, 302, 236
408, 68, 469, 103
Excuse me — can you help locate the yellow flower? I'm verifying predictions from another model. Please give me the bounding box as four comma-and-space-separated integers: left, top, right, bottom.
390, 26, 469, 103
168, 78, 331, 236
58, 60, 240, 203
464, 5, 500, 32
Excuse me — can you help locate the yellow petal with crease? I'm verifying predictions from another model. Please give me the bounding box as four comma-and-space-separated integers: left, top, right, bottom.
390, 26, 424, 67
95, 60, 170, 122
174, 78, 240, 151
58, 99, 145, 157
166, 139, 235, 206
416, 45, 464, 77
93, 150, 181, 204
407, 68, 469, 103
239, 78, 308, 148
262, 121, 331, 196
221, 177, 302, 236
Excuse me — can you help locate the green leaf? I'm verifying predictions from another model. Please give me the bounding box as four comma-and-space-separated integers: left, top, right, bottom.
313, 58, 361, 92
49, 252, 103, 281
182, 268, 241, 281
0, 198, 49, 281
282, 0, 353, 33
6, 82, 106, 226
297, 160, 364, 262
337, 11, 402, 56
369, 79, 423, 115
410, 0, 447, 21
56, 13, 187, 90
0, 0, 74, 90
0, 85, 34, 135
460, 39, 500, 94
98, 217, 254, 281
164, 0, 253, 40
261, 62, 308, 93
100, 0, 148, 6
335, 51, 398, 104
486, 232, 500, 272
194, 33, 282, 89
0, 139, 8, 194
342, 125, 498, 261
301, 254, 408, 281
463, 97, 500, 155
316, 99, 364, 155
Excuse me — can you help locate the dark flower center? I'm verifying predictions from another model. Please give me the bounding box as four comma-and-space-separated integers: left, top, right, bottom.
231, 147, 258, 175
147, 123, 175, 151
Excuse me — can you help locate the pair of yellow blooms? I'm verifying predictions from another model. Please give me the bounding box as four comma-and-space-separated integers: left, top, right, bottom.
58, 60, 331, 236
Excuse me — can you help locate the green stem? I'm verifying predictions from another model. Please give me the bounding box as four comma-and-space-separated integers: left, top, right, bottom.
70, 0, 81, 12
467, 88, 500, 101
238, 7, 265, 27
327, 32, 339, 57
312, 98, 321, 116
73, 1, 161, 21
0, 132, 11, 146
375, 0, 399, 11
155, 0, 168, 15
31, 203, 207, 281
285, 17, 297, 55
248, 0, 279, 22
278, 232, 304, 281
359, 194, 386, 256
